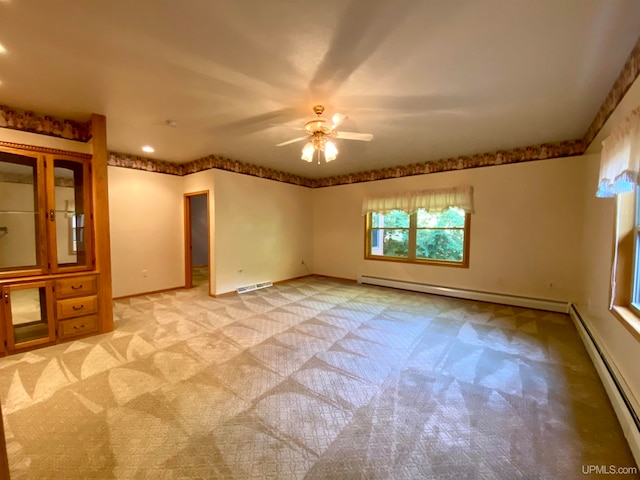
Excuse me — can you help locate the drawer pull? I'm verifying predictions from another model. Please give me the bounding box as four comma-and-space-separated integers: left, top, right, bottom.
71, 284, 83, 290
73, 324, 85, 330
72, 305, 84, 311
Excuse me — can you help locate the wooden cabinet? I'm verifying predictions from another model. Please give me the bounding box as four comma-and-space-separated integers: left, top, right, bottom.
55, 275, 97, 299
0, 135, 110, 355
55, 274, 99, 340
0, 146, 93, 278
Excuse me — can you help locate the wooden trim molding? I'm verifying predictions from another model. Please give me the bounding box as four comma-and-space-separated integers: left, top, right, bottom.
611, 306, 640, 341
113, 285, 186, 301
0, 401, 9, 480
90, 114, 114, 333
0, 140, 92, 159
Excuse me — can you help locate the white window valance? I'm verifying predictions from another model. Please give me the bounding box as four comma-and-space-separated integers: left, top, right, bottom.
596, 106, 640, 198
362, 186, 474, 215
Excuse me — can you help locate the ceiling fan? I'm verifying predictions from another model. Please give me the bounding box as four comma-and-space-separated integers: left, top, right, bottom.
276, 105, 373, 163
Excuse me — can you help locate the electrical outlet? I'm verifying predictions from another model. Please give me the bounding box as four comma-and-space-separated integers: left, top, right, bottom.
142, 269, 148, 277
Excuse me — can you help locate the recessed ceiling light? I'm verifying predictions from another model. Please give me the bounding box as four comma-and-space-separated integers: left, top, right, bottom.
142, 145, 155, 153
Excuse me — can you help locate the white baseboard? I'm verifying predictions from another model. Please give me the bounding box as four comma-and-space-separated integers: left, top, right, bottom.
569, 304, 640, 467
357, 275, 569, 313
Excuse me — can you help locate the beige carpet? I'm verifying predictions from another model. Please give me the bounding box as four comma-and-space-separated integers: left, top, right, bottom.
0, 277, 636, 479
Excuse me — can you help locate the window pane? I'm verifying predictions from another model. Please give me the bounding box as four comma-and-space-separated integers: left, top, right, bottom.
417, 207, 465, 228
416, 229, 464, 261
634, 231, 640, 306
0, 152, 40, 271
382, 229, 409, 257
54, 159, 87, 268
370, 228, 383, 255
372, 210, 409, 228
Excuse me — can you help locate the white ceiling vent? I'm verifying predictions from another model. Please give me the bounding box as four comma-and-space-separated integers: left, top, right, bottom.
237, 281, 273, 294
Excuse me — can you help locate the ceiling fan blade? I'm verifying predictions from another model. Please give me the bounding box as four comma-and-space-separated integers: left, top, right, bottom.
276, 137, 308, 147
214, 107, 304, 134
336, 131, 374, 141
331, 113, 348, 129
308, 0, 417, 99
337, 94, 472, 113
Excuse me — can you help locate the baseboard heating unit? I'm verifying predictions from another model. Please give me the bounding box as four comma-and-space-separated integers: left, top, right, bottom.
569, 304, 640, 465
357, 275, 569, 313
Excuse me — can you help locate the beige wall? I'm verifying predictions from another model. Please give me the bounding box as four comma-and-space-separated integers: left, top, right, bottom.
312, 156, 585, 301
108, 166, 185, 298
109, 167, 313, 297
212, 169, 313, 295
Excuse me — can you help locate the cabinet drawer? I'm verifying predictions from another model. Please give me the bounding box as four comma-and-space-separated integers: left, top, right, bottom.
56, 295, 98, 320
58, 315, 98, 340
55, 276, 98, 299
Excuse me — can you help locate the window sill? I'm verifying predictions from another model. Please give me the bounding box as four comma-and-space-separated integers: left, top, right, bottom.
364, 255, 469, 268
611, 306, 640, 340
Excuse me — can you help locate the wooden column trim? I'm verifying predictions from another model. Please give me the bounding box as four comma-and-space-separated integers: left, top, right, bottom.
0, 401, 9, 479
90, 114, 114, 332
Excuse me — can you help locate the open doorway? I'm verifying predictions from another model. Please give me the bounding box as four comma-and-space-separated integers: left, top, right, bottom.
184, 191, 210, 290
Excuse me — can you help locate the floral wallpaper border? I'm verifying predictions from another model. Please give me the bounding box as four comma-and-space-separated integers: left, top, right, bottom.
583, 35, 640, 148
308, 139, 585, 188
107, 152, 315, 187
8, 35, 640, 189
0, 104, 91, 142
107, 139, 585, 188
107, 152, 185, 176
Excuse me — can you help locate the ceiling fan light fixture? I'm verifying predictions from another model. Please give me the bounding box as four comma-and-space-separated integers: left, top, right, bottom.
325, 140, 338, 162
276, 105, 372, 164
301, 142, 315, 162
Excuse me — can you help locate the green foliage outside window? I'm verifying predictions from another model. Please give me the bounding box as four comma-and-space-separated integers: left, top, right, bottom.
416, 208, 465, 261
368, 207, 468, 265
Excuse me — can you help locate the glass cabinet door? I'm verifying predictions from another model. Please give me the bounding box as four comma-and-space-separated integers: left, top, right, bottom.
0, 150, 47, 277
2, 281, 55, 350
49, 157, 92, 271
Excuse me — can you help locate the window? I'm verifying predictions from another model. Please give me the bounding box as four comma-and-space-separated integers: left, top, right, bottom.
630, 189, 640, 315
68, 213, 85, 255
365, 206, 470, 267
597, 106, 640, 337
608, 190, 640, 335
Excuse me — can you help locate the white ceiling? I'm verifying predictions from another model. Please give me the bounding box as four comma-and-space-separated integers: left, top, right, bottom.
1, 0, 639, 178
